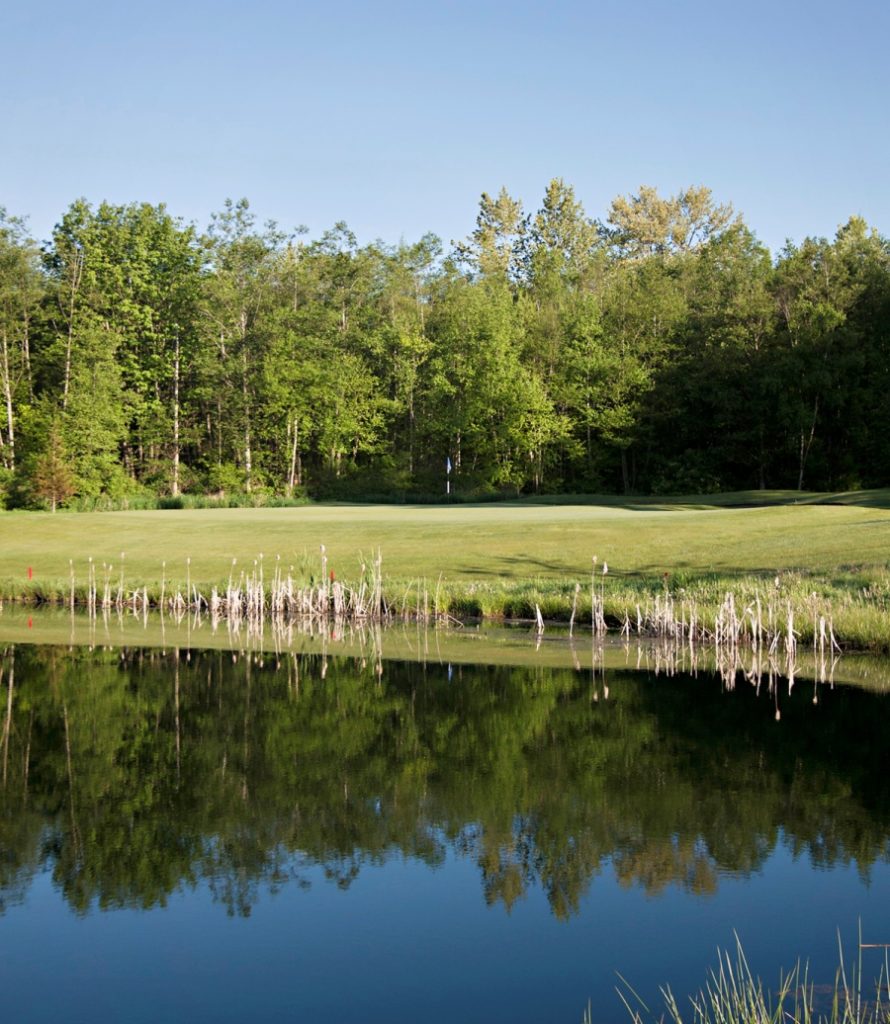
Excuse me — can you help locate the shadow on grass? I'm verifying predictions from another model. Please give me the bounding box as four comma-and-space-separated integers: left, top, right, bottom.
467, 561, 890, 587
513, 488, 890, 511
455, 559, 844, 583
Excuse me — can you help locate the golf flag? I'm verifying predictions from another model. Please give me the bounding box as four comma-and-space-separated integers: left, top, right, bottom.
446, 457, 452, 474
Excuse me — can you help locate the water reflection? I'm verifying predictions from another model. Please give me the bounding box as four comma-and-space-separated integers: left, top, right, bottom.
0, 644, 888, 921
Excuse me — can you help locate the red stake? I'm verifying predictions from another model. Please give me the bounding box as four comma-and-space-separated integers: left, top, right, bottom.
28, 566, 33, 580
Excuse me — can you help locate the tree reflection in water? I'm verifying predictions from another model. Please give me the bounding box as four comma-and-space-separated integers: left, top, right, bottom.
0, 644, 888, 918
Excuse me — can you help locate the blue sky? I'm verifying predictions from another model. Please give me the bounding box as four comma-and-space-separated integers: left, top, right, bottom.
3, 0, 888, 254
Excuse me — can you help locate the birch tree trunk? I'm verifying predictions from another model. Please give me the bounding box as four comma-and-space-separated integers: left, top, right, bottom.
172, 334, 181, 496
61, 250, 83, 411
288, 417, 300, 493
0, 328, 16, 473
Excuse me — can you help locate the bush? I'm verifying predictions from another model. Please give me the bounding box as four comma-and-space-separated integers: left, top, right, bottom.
0, 467, 13, 509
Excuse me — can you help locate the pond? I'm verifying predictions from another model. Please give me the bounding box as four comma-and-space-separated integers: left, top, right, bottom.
0, 623, 888, 1023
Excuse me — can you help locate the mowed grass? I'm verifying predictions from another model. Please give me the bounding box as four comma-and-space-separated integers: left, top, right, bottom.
2, 490, 890, 590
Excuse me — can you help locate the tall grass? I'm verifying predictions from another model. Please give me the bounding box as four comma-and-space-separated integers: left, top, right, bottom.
4, 557, 890, 650
590, 934, 890, 1024
413, 571, 890, 651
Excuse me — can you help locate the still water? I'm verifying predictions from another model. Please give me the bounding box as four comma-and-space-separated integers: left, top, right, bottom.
0, 639, 888, 1023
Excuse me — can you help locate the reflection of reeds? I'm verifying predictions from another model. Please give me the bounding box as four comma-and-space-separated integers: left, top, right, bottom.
643, 633, 840, 709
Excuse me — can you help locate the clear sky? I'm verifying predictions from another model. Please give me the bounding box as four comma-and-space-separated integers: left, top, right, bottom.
3, 0, 888, 254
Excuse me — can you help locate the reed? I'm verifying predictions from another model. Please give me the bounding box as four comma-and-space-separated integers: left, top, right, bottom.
3, 549, 890, 650
601, 933, 890, 1024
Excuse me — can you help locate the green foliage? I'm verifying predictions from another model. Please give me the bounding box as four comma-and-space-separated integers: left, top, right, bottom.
0, 466, 12, 509
2, 186, 890, 503
604, 184, 739, 259
29, 418, 74, 510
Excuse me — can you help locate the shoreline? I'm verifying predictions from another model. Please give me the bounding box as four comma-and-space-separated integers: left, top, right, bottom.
1, 569, 888, 652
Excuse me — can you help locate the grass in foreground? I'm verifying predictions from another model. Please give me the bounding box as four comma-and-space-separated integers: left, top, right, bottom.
595, 936, 890, 1024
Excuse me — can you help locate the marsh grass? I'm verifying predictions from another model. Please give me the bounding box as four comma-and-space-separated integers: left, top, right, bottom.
599, 934, 890, 1024
3, 561, 890, 649
405, 572, 890, 650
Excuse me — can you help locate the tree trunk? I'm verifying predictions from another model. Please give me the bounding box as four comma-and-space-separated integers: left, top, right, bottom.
172, 334, 181, 496
0, 329, 15, 473
61, 251, 83, 411
288, 418, 300, 492
621, 449, 631, 494
241, 331, 252, 493
22, 309, 33, 400
797, 397, 819, 491
216, 398, 223, 465
408, 389, 415, 475
244, 420, 252, 492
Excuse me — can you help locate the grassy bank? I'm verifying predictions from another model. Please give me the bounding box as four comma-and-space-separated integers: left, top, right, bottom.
2, 491, 890, 648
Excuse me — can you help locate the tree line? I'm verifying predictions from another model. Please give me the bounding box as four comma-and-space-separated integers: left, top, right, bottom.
1, 182, 889, 508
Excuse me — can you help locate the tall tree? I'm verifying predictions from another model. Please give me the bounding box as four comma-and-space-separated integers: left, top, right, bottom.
370, 235, 440, 478
521, 180, 605, 486
605, 185, 738, 260
598, 256, 687, 491
0, 209, 41, 489
201, 199, 288, 492
62, 324, 128, 496
40, 200, 203, 494
455, 188, 526, 283
773, 218, 890, 489
650, 224, 777, 491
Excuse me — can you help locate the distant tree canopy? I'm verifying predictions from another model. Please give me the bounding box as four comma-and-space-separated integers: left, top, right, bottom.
1, 185, 889, 508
